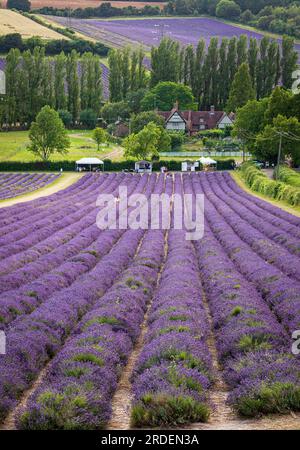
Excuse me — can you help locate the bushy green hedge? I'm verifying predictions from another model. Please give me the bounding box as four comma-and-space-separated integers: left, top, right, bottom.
0, 159, 236, 173
274, 165, 300, 188
240, 163, 300, 206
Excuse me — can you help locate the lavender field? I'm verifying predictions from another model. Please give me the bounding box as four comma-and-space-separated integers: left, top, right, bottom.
0, 171, 299, 430
0, 173, 60, 200
48, 16, 300, 59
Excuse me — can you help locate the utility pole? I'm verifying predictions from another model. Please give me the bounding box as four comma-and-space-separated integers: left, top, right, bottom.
275, 133, 282, 180
0, 69, 6, 131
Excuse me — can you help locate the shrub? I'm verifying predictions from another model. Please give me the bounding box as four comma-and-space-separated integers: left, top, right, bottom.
169, 132, 185, 150
131, 394, 210, 427
240, 162, 300, 206
79, 109, 98, 129
275, 165, 300, 188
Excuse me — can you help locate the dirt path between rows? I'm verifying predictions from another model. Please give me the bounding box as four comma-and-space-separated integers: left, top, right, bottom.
184, 289, 300, 430
0, 173, 84, 208
0, 364, 50, 430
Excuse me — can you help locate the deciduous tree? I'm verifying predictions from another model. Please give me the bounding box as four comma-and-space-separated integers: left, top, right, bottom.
28, 106, 70, 161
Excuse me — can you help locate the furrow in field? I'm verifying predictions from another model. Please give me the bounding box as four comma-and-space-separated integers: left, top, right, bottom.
0, 173, 155, 424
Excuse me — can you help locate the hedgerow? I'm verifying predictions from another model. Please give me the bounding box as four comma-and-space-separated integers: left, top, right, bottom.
274, 165, 300, 188
240, 163, 300, 206
0, 159, 236, 172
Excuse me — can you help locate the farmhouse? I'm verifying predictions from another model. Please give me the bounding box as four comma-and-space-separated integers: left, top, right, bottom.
158, 105, 234, 135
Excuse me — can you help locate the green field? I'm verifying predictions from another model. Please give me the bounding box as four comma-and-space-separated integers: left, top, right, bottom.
0, 130, 124, 162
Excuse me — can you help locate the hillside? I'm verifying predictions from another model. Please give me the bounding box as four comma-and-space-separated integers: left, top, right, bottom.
3, 0, 166, 9
0, 9, 65, 39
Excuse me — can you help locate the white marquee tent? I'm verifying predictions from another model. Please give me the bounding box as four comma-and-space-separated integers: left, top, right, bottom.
199, 157, 217, 166
76, 158, 104, 172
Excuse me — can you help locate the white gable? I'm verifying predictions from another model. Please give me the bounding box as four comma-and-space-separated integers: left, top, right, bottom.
218, 114, 233, 129
166, 112, 186, 131
168, 112, 185, 123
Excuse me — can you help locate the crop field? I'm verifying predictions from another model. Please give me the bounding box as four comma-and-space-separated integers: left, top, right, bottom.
0, 173, 60, 200
0, 171, 299, 430
3, 0, 166, 9
0, 10, 65, 40
46, 16, 300, 58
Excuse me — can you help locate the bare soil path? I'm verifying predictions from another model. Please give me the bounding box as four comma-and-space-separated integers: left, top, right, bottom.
0, 364, 50, 430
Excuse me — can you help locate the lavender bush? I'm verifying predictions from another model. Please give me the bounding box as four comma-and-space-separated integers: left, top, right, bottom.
0, 173, 60, 200
0, 171, 299, 427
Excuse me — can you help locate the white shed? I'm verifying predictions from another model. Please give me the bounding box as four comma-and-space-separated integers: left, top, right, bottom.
135, 161, 152, 173
76, 158, 104, 172
182, 161, 199, 172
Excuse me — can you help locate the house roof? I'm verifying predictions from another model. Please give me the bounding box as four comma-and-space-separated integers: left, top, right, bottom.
76, 158, 104, 165
158, 109, 234, 130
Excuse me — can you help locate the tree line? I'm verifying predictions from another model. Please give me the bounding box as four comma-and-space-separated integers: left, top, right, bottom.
234, 85, 300, 166
108, 47, 148, 102
108, 35, 297, 111
1, 48, 103, 127
0, 33, 109, 57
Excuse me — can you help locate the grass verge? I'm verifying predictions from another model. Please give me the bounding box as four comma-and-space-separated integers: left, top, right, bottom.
231, 171, 300, 218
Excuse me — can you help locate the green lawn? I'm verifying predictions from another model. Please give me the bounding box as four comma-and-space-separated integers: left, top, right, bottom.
0, 130, 124, 162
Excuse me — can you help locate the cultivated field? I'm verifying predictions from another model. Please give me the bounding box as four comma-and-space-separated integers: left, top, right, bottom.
0, 172, 299, 430
46, 16, 300, 58
0, 173, 60, 200
0, 10, 65, 39
3, 0, 166, 9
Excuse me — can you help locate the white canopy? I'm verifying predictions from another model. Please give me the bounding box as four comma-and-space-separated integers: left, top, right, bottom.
76, 158, 104, 165
199, 157, 217, 165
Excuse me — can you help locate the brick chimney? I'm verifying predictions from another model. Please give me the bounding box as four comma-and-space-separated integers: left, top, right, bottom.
210, 105, 215, 115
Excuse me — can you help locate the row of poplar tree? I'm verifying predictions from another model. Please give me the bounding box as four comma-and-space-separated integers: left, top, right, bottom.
109, 35, 298, 110
2, 34, 298, 126
3, 47, 102, 126
108, 47, 148, 103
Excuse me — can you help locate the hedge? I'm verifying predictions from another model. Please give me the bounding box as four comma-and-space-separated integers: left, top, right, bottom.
0, 159, 236, 172
240, 163, 300, 206
274, 165, 300, 188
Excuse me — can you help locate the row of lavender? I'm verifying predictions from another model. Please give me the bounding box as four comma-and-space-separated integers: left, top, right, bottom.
188, 173, 300, 417
49, 17, 300, 61
0, 173, 122, 326
16, 173, 217, 428
0, 172, 299, 428
0, 171, 150, 421
17, 174, 167, 429
131, 173, 213, 426
0, 173, 60, 200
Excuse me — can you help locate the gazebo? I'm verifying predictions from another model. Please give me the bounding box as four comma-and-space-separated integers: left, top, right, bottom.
199, 157, 217, 171
76, 158, 104, 172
